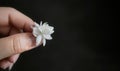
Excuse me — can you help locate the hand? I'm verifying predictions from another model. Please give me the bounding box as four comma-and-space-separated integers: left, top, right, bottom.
0, 7, 36, 69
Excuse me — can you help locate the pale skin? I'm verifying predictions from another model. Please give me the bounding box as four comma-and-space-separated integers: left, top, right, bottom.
0, 7, 37, 69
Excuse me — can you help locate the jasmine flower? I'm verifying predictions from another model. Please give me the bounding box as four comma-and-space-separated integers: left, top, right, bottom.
32, 21, 54, 46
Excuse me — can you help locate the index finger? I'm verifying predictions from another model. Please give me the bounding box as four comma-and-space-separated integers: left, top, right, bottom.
0, 7, 34, 32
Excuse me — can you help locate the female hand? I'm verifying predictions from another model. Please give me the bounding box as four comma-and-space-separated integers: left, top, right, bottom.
0, 7, 36, 69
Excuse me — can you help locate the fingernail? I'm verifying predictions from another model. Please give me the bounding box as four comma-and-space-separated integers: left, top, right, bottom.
30, 24, 35, 29
29, 34, 36, 48
28, 23, 35, 32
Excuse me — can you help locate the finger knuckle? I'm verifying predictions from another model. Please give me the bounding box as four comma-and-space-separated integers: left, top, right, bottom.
12, 35, 23, 53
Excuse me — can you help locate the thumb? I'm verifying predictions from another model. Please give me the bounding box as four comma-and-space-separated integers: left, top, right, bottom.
0, 33, 36, 60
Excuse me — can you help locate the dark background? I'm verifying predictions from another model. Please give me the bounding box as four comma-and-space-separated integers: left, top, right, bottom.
0, 0, 117, 71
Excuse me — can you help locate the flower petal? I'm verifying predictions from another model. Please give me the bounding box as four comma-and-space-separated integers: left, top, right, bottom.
42, 39, 46, 46
40, 21, 42, 26
43, 35, 52, 40
36, 35, 42, 46
42, 29, 50, 34
33, 27, 40, 37
34, 22, 40, 27
8, 63, 14, 70
48, 26, 54, 31
49, 30, 54, 34
43, 22, 48, 26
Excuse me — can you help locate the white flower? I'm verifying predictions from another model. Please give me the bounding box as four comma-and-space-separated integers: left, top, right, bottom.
32, 21, 54, 46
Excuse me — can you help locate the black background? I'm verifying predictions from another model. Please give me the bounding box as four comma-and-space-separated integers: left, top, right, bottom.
0, 0, 117, 71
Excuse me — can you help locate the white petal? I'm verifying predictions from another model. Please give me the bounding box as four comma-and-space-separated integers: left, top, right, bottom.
33, 27, 40, 37
42, 39, 46, 46
34, 22, 40, 27
40, 21, 42, 26
43, 35, 52, 40
36, 35, 42, 46
42, 29, 50, 34
49, 30, 54, 34
8, 63, 14, 70
38, 26, 43, 32
48, 26, 54, 31
43, 22, 48, 26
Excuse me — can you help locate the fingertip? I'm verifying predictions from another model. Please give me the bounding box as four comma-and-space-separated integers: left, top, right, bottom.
9, 8, 35, 32
23, 20, 34, 32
